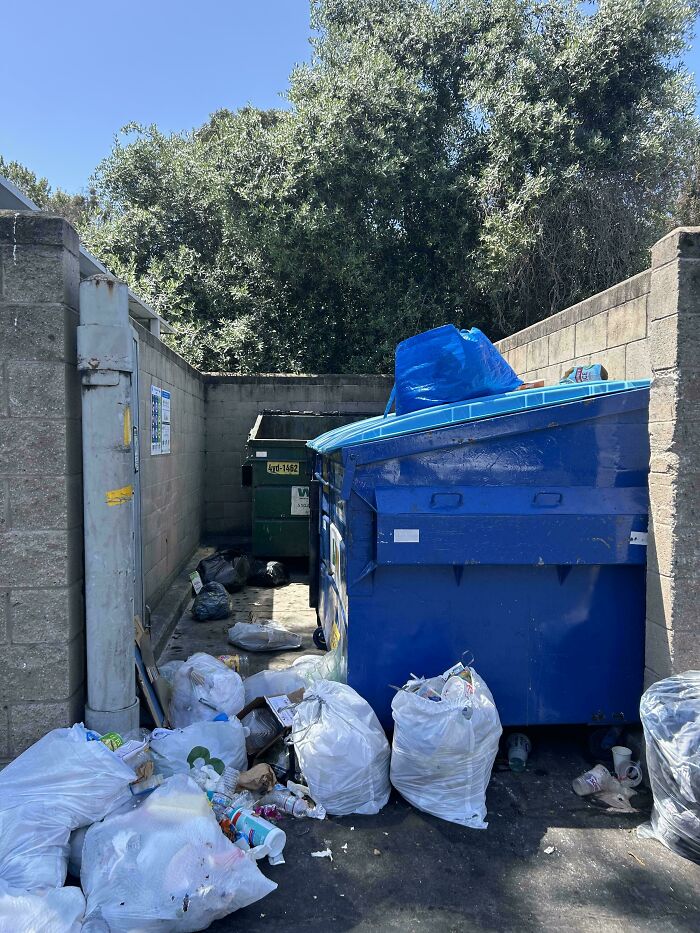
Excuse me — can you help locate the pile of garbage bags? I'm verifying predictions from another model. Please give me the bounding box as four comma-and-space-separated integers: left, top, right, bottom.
0, 646, 506, 931
638, 671, 700, 863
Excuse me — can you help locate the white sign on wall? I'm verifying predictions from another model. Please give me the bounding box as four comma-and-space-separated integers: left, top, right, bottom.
150, 386, 172, 456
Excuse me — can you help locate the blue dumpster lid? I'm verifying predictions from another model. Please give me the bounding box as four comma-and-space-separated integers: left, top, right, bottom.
308, 379, 651, 454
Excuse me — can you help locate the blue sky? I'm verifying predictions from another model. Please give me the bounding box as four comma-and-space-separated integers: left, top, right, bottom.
0, 1, 698, 195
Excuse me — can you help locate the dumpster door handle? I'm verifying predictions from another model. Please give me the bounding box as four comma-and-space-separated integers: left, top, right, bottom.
533, 492, 562, 508
313, 471, 330, 490
430, 492, 463, 509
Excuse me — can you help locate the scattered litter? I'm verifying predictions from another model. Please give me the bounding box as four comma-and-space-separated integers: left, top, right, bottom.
197, 549, 250, 593
507, 733, 532, 773
572, 763, 639, 812
628, 851, 646, 867
383, 832, 389, 836
390, 662, 501, 828
311, 849, 333, 861
248, 560, 289, 588
341, 843, 348, 851
228, 620, 303, 652
350, 826, 355, 831
373, 848, 381, 857
543, 846, 555, 855
291, 681, 391, 816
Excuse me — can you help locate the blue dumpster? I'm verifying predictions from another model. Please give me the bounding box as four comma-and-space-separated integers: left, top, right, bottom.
308, 380, 651, 730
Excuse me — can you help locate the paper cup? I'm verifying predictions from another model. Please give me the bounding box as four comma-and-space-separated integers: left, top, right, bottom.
612, 745, 632, 779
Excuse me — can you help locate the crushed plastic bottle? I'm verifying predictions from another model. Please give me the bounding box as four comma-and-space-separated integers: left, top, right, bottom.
258, 788, 326, 820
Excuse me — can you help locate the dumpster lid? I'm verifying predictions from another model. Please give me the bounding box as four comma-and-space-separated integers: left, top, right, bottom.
307, 379, 651, 453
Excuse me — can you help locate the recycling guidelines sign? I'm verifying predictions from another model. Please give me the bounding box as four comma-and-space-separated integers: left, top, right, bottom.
150, 386, 172, 455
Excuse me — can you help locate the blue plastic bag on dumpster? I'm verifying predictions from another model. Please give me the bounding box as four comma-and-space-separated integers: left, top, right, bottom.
394, 325, 521, 415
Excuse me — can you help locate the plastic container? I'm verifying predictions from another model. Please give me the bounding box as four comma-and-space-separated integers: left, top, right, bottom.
572, 764, 615, 796
507, 733, 531, 773
230, 808, 287, 863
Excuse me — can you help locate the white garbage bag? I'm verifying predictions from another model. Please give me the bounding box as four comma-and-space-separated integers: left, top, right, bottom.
150, 720, 248, 778
0, 880, 85, 933
243, 668, 306, 705
81, 774, 276, 932
638, 671, 700, 863
390, 666, 502, 828
291, 680, 390, 816
228, 621, 302, 652
170, 653, 245, 727
0, 724, 136, 891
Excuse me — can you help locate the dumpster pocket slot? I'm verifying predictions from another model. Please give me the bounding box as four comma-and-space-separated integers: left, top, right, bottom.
375, 486, 648, 566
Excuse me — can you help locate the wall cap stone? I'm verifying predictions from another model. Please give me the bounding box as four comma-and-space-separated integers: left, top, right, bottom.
0, 210, 79, 257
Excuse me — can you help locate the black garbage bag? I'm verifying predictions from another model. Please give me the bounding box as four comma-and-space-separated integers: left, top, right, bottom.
191, 582, 230, 621
197, 549, 250, 592
248, 560, 289, 588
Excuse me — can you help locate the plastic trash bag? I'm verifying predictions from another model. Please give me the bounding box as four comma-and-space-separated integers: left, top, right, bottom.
0, 880, 85, 933
0, 724, 136, 892
394, 325, 522, 415
191, 582, 230, 621
243, 668, 306, 705
158, 659, 185, 687
196, 550, 250, 593
169, 653, 246, 727
638, 672, 700, 863
228, 621, 302, 652
150, 720, 248, 778
291, 681, 391, 816
390, 666, 502, 828
81, 774, 276, 932
248, 560, 289, 587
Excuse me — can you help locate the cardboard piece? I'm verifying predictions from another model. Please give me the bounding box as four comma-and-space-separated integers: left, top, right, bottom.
134, 615, 171, 728
237, 688, 304, 760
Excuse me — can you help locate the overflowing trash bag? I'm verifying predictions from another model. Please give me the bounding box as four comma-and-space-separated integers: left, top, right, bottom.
80, 774, 276, 932
0, 880, 85, 933
393, 325, 522, 416
150, 720, 248, 779
191, 582, 230, 621
638, 672, 700, 863
248, 560, 289, 588
243, 668, 306, 705
291, 648, 346, 685
0, 724, 136, 891
169, 653, 246, 728
228, 620, 302, 652
291, 681, 391, 816
390, 664, 502, 828
196, 550, 250, 593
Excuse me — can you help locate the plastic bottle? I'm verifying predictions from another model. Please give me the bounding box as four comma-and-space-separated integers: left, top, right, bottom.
217, 654, 250, 677
258, 789, 324, 819
229, 807, 287, 863
210, 766, 241, 818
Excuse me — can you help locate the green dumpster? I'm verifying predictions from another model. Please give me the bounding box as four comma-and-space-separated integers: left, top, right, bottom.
244, 411, 369, 558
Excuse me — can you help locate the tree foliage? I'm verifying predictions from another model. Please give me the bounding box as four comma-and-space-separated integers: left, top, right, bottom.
8, 1, 700, 373
0, 156, 97, 231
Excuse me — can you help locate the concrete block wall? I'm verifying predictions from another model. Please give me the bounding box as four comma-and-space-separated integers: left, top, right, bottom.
204, 374, 392, 536
0, 212, 84, 759
136, 323, 205, 608
496, 269, 651, 383
644, 228, 700, 683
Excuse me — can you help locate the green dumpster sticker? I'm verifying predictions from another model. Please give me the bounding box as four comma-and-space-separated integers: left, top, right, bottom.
291, 485, 310, 516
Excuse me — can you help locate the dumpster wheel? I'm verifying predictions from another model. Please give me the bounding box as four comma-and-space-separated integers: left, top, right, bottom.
312, 626, 327, 651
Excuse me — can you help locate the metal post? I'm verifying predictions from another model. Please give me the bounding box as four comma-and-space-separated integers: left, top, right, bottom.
78, 275, 140, 735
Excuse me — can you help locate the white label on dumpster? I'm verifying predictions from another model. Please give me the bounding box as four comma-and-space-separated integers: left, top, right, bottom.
291, 485, 310, 516
255, 451, 268, 458
630, 531, 648, 546
394, 528, 420, 543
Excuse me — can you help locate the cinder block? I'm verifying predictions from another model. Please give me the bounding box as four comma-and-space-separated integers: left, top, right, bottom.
10, 582, 83, 645
0, 303, 78, 363
651, 228, 700, 269
574, 313, 608, 356
0, 244, 80, 308
0, 708, 8, 760
0, 590, 7, 643
9, 473, 82, 531
0, 419, 76, 475
599, 345, 625, 380
3, 634, 83, 703
548, 325, 575, 365
607, 296, 647, 346
625, 339, 652, 380
0, 527, 83, 588
649, 313, 679, 372
8, 688, 84, 756
526, 335, 549, 372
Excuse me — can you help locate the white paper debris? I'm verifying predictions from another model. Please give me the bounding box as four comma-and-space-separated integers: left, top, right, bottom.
311, 848, 333, 861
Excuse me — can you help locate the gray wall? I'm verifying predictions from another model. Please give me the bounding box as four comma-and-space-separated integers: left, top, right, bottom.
495, 231, 700, 684
136, 323, 205, 609
495, 268, 651, 383
0, 212, 84, 757
204, 375, 392, 536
